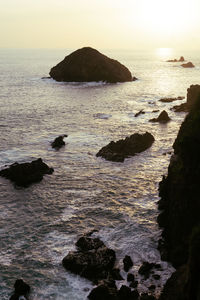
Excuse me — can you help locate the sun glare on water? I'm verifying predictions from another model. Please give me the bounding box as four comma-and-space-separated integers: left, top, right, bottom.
156, 47, 173, 59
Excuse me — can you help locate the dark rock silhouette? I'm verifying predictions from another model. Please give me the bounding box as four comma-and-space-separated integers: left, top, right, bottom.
123, 255, 133, 272
149, 110, 171, 123
49, 47, 133, 83
134, 110, 145, 117
88, 283, 118, 300
9, 279, 30, 300
181, 62, 195, 68
167, 56, 185, 62
62, 235, 116, 283
0, 158, 54, 187
171, 85, 200, 112
158, 87, 200, 299
159, 96, 185, 103
138, 262, 161, 280
96, 132, 155, 162
51, 134, 67, 149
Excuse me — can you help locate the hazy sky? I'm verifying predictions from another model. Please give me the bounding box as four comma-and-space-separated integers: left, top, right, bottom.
0, 0, 199, 50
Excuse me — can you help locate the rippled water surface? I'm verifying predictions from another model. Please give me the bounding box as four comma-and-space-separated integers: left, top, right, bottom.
0, 48, 199, 299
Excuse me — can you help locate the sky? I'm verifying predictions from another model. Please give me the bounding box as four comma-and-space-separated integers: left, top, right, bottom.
0, 0, 200, 50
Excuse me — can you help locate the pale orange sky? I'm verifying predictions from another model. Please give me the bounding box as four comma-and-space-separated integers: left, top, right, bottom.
0, 0, 199, 50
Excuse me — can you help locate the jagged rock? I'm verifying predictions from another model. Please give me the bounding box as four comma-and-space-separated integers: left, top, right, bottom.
49, 47, 133, 83
149, 110, 171, 123
0, 158, 54, 187
138, 262, 161, 279
110, 268, 123, 280
159, 96, 185, 103
62, 235, 116, 283
135, 110, 145, 117
171, 85, 200, 112
51, 135, 67, 149
9, 279, 30, 300
96, 132, 155, 162
181, 62, 195, 68
88, 283, 118, 300
158, 85, 200, 267
167, 56, 185, 62
123, 255, 133, 272
129, 280, 138, 288
118, 285, 138, 300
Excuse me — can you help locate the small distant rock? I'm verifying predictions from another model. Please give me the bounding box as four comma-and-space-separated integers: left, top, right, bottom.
0, 158, 54, 187
181, 62, 195, 68
51, 135, 67, 149
149, 110, 171, 123
152, 109, 159, 113
166, 56, 185, 62
96, 132, 155, 162
123, 255, 133, 272
41, 76, 51, 79
9, 279, 30, 300
132, 76, 138, 81
135, 110, 145, 117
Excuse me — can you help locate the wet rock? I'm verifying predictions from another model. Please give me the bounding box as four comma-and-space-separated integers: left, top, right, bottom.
51, 135, 67, 149
96, 132, 155, 162
138, 262, 161, 279
149, 110, 171, 123
49, 47, 133, 83
123, 255, 133, 272
9, 279, 30, 300
75, 236, 104, 251
0, 158, 54, 187
140, 293, 156, 300
171, 103, 188, 112
148, 285, 156, 291
152, 110, 159, 113
135, 110, 145, 117
110, 268, 123, 280
129, 280, 138, 288
132, 76, 138, 81
181, 62, 195, 68
127, 273, 135, 282
88, 283, 118, 300
179, 56, 185, 62
152, 274, 161, 280
62, 235, 116, 283
118, 285, 138, 300
159, 96, 185, 103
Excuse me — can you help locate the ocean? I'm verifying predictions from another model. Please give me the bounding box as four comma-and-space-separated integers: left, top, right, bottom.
0, 48, 199, 299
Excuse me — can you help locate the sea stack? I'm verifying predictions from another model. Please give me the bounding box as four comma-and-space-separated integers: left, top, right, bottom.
49, 47, 133, 83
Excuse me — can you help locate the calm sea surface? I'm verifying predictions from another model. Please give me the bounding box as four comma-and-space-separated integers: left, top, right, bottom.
0, 48, 199, 299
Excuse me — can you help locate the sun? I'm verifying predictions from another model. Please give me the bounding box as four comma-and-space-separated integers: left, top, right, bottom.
137, 0, 193, 36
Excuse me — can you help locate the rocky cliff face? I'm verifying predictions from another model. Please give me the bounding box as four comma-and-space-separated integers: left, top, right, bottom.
158, 85, 200, 300
49, 47, 133, 83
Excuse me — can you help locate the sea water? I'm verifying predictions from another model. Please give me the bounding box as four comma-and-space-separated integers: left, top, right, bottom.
0, 48, 199, 299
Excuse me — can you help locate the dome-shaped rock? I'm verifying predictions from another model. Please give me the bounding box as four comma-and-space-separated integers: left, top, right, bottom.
49, 47, 133, 83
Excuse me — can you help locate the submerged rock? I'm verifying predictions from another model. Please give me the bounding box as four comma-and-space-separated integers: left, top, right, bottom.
149, 110, 171, 123
159, 96, 185, 103
51, 134, 67, 149
134, 110, 145, 117
62, 235, 116, 283
181, 62, 195, 68
9, 279, 30, 300
96, 132, 155, 162
0, 158, 54, 187
49, 47, 133, 83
